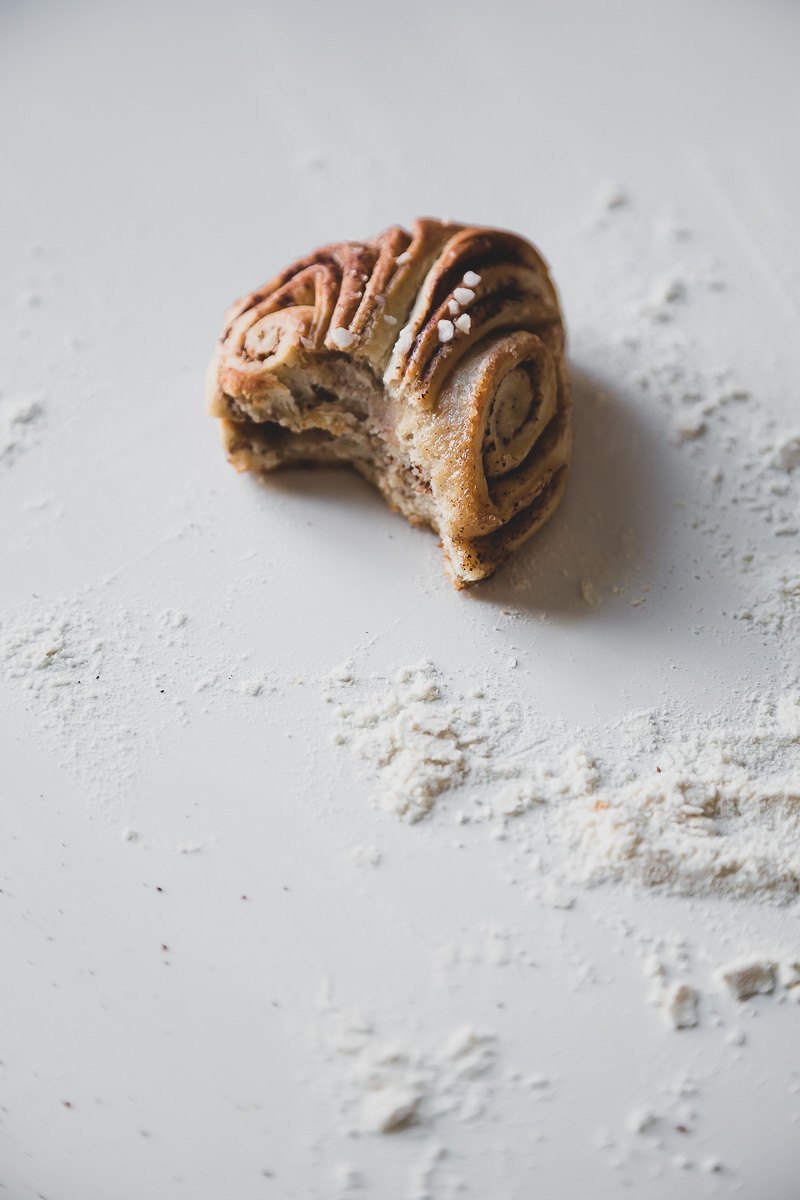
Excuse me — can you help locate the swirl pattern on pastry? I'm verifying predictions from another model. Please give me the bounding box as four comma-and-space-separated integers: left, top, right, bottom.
207, 218, 571, 587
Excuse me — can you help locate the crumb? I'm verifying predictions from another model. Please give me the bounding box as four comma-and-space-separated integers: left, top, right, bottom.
719, 960, 777, 1001
665, 983, 700, 1029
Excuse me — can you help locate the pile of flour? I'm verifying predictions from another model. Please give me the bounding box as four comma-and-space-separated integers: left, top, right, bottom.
325, 660, 525, 821
562, 697, 800, 900
314, 1004, 517, 1198
318, 1006, 497, 1136
328, 663, 800, 902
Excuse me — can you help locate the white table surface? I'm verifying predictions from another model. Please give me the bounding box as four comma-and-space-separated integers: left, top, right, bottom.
2, 1, 799, 1197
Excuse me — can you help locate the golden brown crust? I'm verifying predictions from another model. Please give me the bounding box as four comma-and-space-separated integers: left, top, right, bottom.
207, 218, 571, 587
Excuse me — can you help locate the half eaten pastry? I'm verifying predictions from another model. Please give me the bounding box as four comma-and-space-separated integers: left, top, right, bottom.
207, 218, 571, 587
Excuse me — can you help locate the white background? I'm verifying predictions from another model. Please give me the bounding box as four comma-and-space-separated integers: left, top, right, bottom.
1, 1, 799, 1197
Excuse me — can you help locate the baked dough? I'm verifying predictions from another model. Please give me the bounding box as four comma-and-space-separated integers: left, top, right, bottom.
207, 218, 571, 587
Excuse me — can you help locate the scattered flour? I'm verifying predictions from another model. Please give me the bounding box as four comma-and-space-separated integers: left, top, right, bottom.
0, 601, 152, 790
581, 192, 800, 631
562, 702, 800, 900
436, 923, 537, 979
738, 557, 800, 638
596, 1075, 728, 1179
0, 592, 277, 801
638, 936, 799, 1032
326, 661, 523, 821
329, 663, 800, 903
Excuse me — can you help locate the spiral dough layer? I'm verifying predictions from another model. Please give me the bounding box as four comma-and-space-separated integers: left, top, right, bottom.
207, 218, 571, 587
